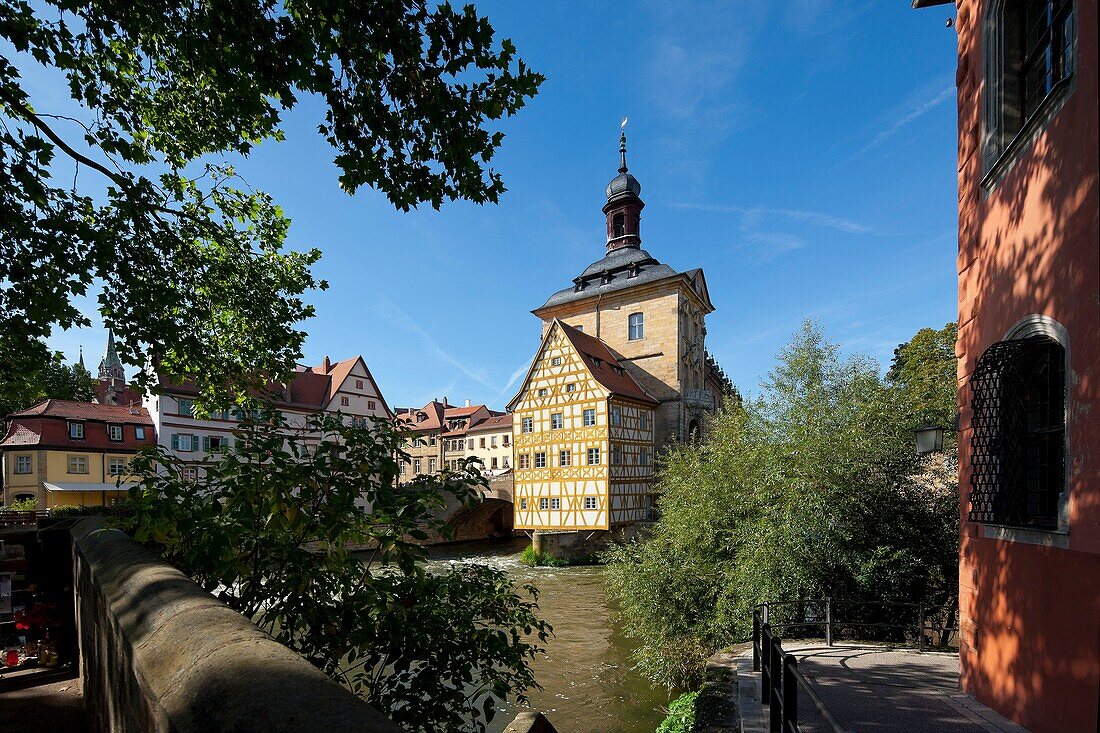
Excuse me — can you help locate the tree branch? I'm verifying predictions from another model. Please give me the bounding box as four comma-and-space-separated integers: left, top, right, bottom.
0, 86, 130, 188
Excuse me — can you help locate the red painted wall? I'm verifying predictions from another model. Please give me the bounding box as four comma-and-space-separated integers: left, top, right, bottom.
954, 1, 1099, 731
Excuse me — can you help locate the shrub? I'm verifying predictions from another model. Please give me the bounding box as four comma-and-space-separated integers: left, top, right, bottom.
656, 690, 698, 733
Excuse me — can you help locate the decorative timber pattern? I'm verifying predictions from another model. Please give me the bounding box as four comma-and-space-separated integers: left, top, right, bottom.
510, 321, 656, 530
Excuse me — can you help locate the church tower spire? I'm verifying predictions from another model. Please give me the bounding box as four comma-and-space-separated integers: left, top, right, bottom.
98, 329, 125, 382
603, 127, 644, 252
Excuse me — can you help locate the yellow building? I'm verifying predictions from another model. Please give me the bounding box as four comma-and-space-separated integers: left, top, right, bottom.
1, 400, 156, 509
509, 320, 656, 530
510, 133, 726, 535
531, 132, 720, 447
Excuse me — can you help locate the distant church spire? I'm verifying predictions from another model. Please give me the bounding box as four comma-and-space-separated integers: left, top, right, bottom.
98, 330, 125, 382
78, 346, 85, 370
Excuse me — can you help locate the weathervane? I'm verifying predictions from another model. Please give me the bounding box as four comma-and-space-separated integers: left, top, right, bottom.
618, 117, 629, 173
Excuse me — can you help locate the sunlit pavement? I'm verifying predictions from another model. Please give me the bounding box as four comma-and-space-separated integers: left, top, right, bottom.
736, 642, 1030, 733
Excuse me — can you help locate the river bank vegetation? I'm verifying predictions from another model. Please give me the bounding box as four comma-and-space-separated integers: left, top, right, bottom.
605, 321, 958, 689
127, 411, 551, 732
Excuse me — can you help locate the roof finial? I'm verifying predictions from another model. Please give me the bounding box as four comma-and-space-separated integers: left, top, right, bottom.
618, 117, 629, 173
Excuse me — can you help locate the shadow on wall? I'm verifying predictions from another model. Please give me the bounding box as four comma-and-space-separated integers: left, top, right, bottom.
957, 16, 1099, 730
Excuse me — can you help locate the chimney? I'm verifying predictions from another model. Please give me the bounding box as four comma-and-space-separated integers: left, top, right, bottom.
322, 355, 331, 372
465, 399, 471, 408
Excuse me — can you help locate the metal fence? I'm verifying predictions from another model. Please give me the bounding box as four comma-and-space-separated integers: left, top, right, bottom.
750, 598, 960, 733
755, 618, 852, 733
755, 598, 959, 652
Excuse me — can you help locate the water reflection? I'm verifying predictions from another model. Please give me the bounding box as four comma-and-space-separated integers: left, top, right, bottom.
422, 539, 669, 733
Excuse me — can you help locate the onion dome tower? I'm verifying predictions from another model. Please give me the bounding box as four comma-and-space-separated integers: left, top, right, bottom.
602, 132, 645, 252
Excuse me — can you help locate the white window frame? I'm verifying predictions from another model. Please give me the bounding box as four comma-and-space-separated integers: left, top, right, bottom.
522, 417, 533, 434
535, 452, 546, 468
559, 450, 571, 467
69, 421, 84, 439
628, 312, 644, 340
551, 413, 564, 430
14, 455, 33, 474
108, 457, 128, 476
584, 496, 598, 510
584, 409, 596, 427
587, 448, 600, 465
67, 455, 88, 474
550, 498, 561, 510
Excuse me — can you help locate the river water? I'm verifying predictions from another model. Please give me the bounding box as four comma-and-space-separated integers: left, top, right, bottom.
423, 538, 671, 733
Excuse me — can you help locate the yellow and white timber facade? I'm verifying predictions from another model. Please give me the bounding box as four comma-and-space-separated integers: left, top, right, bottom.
510, 320, 656, 530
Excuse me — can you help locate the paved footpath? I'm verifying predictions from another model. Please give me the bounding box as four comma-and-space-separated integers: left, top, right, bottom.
736, 642, 1030, 733
0, 678, 86, 732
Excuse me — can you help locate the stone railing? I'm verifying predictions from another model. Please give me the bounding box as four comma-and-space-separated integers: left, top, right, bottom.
71, 518, 403, 733
504, 711, 559, 732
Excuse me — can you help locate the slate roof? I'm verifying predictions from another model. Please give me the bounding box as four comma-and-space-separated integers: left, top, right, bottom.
537, 246, 693, 311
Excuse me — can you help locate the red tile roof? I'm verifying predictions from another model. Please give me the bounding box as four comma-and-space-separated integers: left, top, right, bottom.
558, 321, 658, 405
396, 401, 446, 431
2, 400, 156, 452
10, 399, 153, 425
466, 414, 513, 433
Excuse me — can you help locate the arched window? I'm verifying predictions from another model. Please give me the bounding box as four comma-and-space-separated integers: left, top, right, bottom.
628, 312, 644, 341
969, 331, 1067, 529
612, 213, 626, 238
984, 0, 1076, 170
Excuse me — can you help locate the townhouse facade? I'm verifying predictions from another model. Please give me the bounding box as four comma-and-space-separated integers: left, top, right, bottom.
914, 1, 1099, 730
396, 399, 503, 479
145, 355, 392, 480
1, 400, 156, 508
464, 414, 513, 476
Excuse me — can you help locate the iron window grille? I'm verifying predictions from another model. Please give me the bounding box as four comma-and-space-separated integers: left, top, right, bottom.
969, 337, 1065, 529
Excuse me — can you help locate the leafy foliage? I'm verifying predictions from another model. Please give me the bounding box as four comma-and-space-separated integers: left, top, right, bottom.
656, 690, 698, 733
0, 352, 96, 417
604, 321, 959, 688
126, 411, 550, 732
0, 0, 542, 406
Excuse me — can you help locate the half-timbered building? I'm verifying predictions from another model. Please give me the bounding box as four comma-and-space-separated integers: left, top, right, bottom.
509, 320, 656, 530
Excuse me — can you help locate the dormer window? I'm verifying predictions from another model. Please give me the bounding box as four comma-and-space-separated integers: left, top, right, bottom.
108, 424, 123, 442
68, 421, 84, 440
612, 213, 626, 238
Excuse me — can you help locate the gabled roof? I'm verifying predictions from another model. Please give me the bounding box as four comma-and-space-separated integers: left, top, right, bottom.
308, 355, 394, 418
396, 400, 446, 431
506, 320, 658, 410
557, 322, 659, 406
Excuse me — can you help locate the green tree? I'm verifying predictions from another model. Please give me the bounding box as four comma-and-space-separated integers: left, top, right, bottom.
1, 0, 542, 406
128, 411, 551, 732
0, 352, 97, 417
605, 321, 959, 689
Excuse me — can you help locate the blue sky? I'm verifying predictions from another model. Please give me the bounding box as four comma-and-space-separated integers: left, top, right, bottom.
44, 1, 958, 410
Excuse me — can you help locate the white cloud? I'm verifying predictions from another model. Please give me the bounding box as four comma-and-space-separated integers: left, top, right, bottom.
674, 202, 872, 235
860, 87, 954, 154
374, 297, 496, 390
